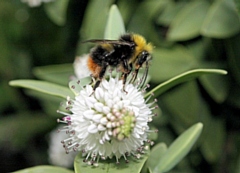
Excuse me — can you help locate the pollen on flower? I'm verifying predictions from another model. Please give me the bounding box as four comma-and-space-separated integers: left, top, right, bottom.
57, 76, 158, 166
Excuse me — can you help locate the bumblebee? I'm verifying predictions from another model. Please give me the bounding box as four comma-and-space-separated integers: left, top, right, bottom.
84, 33, 153, 92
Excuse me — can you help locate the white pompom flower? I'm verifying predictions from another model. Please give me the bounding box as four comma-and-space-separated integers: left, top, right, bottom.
57, 76, 157, 166
73, 55, 91, 79
21, 0, 54, 7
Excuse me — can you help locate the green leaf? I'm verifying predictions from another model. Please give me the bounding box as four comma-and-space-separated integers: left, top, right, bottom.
150, 46, 197, 82
9, 80, 74, 99
185, 37, 210, 61
147, 143, 168, 173
104, 5, 125, 39
157, 1, 187, 26
161, 82, 201, 126
199, 74, 229, 103
74, 152, 148, 173
128, 0, 167, 45
13, 165, 74, 173
168, 1, 209, 41
33, 64, 74, 86
226, 83, 240, 109
200, 118, 225, 163
226, 33, 240, 86
201, 0, 240, 38
44, 0, 69, 26
77, 0, 113, 55
117, 0, 138, 23
235, 0, 240, 16
145, 69, 227, 98
154, 123, 203, 173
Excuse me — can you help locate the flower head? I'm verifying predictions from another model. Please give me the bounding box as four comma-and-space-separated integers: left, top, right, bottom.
21, 0, 54, 7
73, 55, 91, 79
57, 76, 157, 165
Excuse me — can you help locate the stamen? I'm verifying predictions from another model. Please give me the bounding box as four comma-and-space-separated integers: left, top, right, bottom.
61, 137, 74, 143
115, 157, 119, 164
57, 119, 68, 124
85, 152, 91, 161
57, 110, 71, 117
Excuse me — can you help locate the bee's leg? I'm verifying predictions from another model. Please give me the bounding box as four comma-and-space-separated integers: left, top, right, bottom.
89, 74, 96, 85
92, 63, 108, 92
132, 51, 150, 87
129, 67, 139, 84
130, 62, 148, 88
121, 61, 132, 93
121, 73, 129, 94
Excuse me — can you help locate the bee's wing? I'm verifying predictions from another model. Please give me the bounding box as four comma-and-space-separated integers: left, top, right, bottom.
81, 39, 133, 46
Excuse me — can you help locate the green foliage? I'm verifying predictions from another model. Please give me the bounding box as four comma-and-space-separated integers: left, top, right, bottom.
104, 4, 126, 39
9, 80, 74, 99
145, 69, 227, 98
201, 0, 240, 38
154, 123, 203, 173
33, 64, 74, 86
168, 1, 209, 41
147, 143, 168, 172
44, 0, 69, 26
74, 152, 148, 173
13, 165, 74, 173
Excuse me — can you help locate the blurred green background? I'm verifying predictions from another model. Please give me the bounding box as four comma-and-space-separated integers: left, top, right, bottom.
1, 0, 240, 172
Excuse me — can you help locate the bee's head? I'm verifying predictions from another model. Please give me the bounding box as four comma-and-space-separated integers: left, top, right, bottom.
136, 50, 152, 68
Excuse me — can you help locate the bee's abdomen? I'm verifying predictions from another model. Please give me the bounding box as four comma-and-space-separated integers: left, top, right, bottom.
90, 46, 109, 65
87, 55, 102, 78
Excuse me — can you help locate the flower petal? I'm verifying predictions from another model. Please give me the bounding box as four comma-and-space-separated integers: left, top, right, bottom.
94, 102, 104, 112
92, 114, 103, 123
83, 110, 95, 119
98, 124, 106, 131
88, 124, 98, 133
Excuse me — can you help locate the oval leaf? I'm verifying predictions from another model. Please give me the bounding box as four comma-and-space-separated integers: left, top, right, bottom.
77, 0, 113, 55
168, 1, 209, 41
128, 0, 166, 45
157, 1, 187, 26
44, 0, 69, 26
147, 143, 168, 172
154, 123, 203, 173
145, 69, 227, 98
104, 4, 126, 39
161, 82, 201, 125
201, 0, 240, 38
226, 34, 240, 86
200, 74, 229, 103
150, 46, 197, 82
9, 80, 73, 99
33, 64, 74, 86
74, 152, 148, 173
200, 118, 225, 163
13, 165, 74, 173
